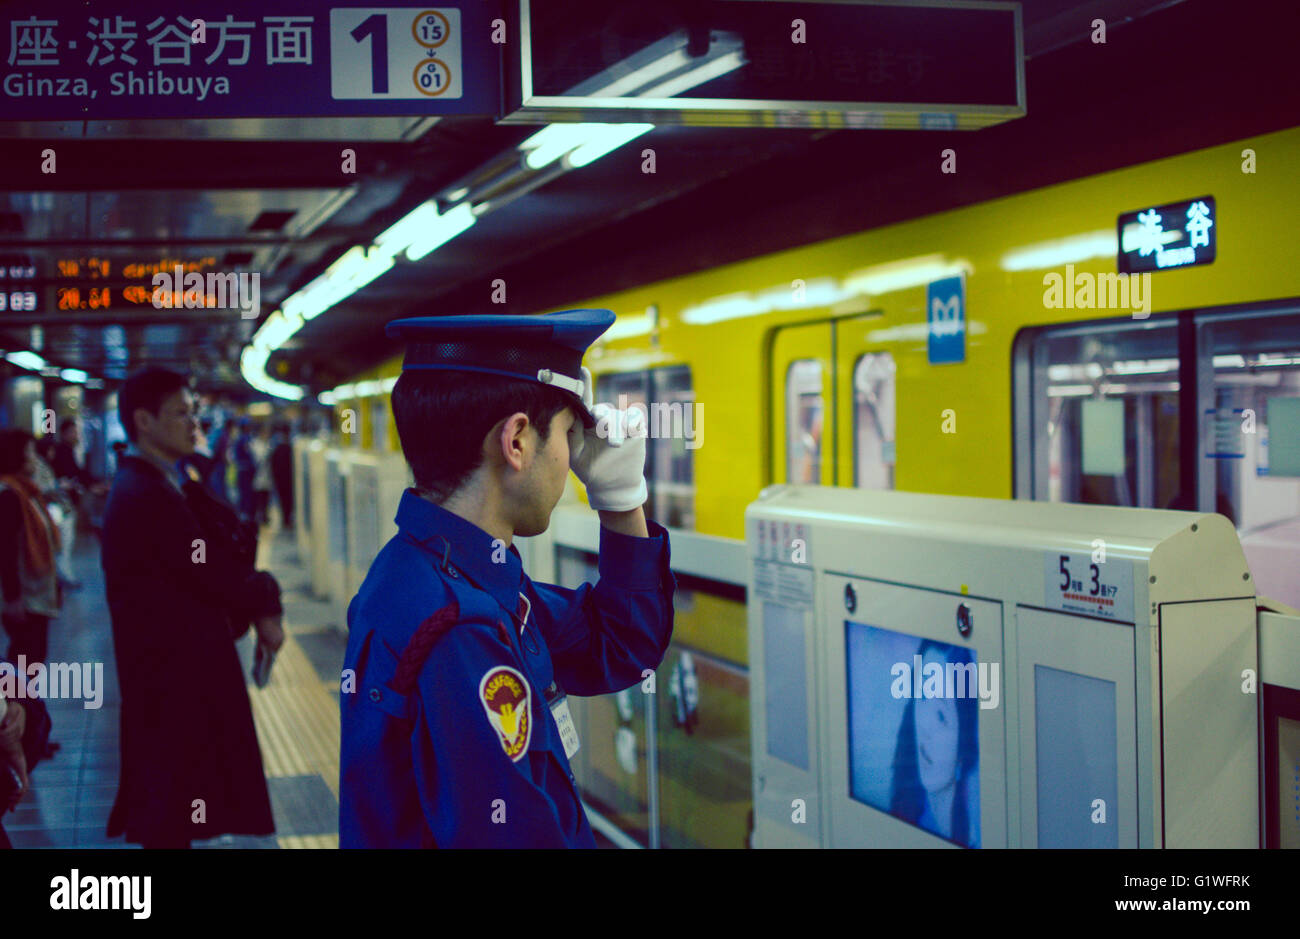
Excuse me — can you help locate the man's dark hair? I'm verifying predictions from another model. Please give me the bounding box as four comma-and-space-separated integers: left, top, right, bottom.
118, 367, 190, 442
0, 428, 34, 476
391, 370, 576, 500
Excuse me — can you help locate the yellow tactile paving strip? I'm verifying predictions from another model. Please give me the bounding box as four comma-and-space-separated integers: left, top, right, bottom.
248, 634, 341, 795
249, 530, 344, 849
279, 834, 339, 850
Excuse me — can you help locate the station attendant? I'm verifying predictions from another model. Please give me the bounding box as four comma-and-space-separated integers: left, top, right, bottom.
339, 309, 675, 848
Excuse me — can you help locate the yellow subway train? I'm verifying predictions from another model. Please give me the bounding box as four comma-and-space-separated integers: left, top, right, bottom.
349, 123, 1298, 542
330, 123, 1300, 846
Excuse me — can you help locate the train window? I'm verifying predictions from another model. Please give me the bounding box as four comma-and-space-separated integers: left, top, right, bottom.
786, 359, 824, 484
649, 366, 696, 529
556, 546, 651, 844
852, 353, 896, 489
1015, 319, 1181, 508
595, 366, 695, 529
1198, 308, 1300, 608
556, 544, 750, 848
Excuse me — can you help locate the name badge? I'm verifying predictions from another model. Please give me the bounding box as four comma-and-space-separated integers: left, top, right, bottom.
549, 693, 580, 760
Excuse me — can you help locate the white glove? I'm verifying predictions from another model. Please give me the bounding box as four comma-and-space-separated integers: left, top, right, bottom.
568, 368, 648, 512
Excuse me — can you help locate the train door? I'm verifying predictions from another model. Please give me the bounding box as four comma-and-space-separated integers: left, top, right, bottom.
770, 317, 896, 489
1014, 303, 1300, 608
835, 315, 897, 490
771, 322, 831, 484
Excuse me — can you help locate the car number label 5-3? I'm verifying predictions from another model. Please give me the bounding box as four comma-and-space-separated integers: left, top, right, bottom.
1043, 552, 1135, 622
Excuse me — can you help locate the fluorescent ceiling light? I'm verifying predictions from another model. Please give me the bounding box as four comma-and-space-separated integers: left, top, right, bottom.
1110, 357, 1179, 375
521, 123, 607, 170
239, 345, 303, 401
283, 244, 396, 322
374, 201, 440, 257
6, 351, 45, 370
596, 48, 691, 97
1048, 363, 1104, 381
1047, 384, 1096, 398
639, 51, 745, 98
564, 124, 655, 168
254, 310, 304, 351
571, 29, 744, 99
407, 203, 476, 261
60, 368, 88, 383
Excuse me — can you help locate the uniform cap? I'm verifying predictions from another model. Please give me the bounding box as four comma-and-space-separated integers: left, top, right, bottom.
385, 308, 615, 423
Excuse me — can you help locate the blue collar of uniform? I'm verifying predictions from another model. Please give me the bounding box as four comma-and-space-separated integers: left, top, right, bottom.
394, 489, 524, 612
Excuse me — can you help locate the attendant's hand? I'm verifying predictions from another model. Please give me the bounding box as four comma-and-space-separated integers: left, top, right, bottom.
0, 700, 28, 809
569, 368, 649, 513
254, 615, 285, 654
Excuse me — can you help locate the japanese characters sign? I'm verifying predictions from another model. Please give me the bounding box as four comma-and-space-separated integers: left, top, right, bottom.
1117, 196, 1216, 274
1043, 551, 1136, 624
509, 0, 1024, 129
0, 3, 498, 120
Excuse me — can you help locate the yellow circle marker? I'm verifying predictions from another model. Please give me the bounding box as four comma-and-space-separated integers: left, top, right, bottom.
412, 58, 451, 97
960, 584, 969, 595
412, 10, 450, 49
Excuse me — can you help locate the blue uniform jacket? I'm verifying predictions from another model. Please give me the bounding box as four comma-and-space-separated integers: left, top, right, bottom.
340, 490, 675, 848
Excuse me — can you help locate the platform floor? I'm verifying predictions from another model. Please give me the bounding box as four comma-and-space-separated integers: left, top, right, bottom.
4, 523, 347, 849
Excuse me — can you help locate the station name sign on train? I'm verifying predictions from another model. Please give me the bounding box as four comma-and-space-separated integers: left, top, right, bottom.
506, 0, 1025, 129
0, 3, 498, 120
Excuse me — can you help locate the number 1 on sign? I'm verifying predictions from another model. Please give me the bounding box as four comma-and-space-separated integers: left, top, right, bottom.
350, 14, 389, 94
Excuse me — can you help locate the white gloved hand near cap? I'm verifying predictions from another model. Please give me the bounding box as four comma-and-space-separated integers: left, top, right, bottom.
568, 366, 649, 512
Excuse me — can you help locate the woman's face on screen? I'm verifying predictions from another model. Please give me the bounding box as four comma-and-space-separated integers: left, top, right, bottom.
914, 648, 960, 795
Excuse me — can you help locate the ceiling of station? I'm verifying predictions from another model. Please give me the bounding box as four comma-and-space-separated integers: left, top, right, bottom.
0, 0, 1293, 398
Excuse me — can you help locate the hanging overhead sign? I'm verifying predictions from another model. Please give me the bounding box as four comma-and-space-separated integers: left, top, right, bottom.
0, 3, 499, 120
505, 0, 1025, 128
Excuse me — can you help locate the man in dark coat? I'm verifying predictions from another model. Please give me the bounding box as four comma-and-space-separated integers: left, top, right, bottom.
101, 367, 285, 849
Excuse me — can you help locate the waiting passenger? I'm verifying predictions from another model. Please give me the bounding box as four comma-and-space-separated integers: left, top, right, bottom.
44, 421, 108, 590
0, 656, 53, 849
270, 423, 295, 529
0, 430, 63, 679
101, 367, 285, 849
249, 422, 273, 526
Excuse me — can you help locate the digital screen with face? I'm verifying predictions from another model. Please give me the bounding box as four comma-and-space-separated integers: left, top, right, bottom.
845, 621, 981, 848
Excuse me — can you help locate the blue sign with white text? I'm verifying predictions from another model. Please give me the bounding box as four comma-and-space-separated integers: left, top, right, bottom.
0, 3, 499, 120
927, 275, 965, 364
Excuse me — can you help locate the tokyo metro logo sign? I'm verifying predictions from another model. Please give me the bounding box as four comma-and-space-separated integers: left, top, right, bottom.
927, 275, 965, 365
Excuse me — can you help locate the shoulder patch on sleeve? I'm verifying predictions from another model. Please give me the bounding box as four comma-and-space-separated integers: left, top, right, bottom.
479, 666, 531, 762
